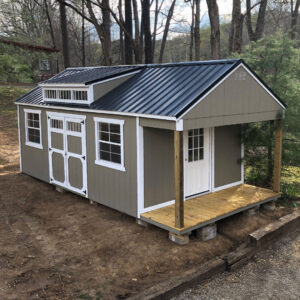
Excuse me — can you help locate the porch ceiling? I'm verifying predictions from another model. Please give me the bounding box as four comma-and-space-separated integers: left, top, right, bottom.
141, 184, 281, 235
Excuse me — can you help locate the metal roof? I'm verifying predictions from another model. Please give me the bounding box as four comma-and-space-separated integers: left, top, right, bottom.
91, 59, 241, 117
42, 65, 142, 85
15, 59, 286, 117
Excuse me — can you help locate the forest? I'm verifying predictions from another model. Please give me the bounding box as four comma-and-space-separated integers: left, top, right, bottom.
0, 0, 300, 198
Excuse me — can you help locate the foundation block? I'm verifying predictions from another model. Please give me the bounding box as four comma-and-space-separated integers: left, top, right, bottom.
196, 223, 217, 241
169, 232, 189, 245
262, 201, 276, 211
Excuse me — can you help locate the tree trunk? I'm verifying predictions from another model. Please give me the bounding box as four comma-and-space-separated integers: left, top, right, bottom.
43, 0, 56, 48
81, 0, 85, 66
159, 0, 176, 63
124, 0, 133, 64
59, 1, 70, 68
246, 0, 268, 42
291, 0, 300, 39
189, 0, 195, 61
118, 0, 125, 64
206, 0, 220, 59
132, 0, 142, 63
194, 0, 200, 60
229, 0, 244, 54
142, 0, 152, 63
86, 0, 112, 66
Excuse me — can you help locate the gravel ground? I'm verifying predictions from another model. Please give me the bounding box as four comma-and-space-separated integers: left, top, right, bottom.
174, 230, 300, 300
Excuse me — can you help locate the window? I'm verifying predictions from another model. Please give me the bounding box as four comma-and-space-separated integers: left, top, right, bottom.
25, 109, 42, 149
43, 89, 89, 103
94, 117, 125, 171
74, 90, 88, 101
188, 128, 204, 162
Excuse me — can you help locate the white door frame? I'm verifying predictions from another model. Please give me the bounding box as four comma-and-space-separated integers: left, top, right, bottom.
47, 112, 88, 197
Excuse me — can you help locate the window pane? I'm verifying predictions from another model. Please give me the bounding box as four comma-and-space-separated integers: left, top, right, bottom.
188, 150, 193, 162
199, 128, 204, 135
100, 123, 109, 132
28, 128, 40, 144
100, 150, 110, 161
188, 130, 193, 137
33, 121, 40, 128
188, 137, 193, 149
200, 135, 204, 147
110, 133, 120, 144
34, 114, 39, 121
111, 144, 120, 154
194, 136, 199, 148
100, 142, 110, 152
111, 154, 121, 164
194, 149, 198, 161
199, 148, 204, 160
194, 129, 199, 135
110, 124, 120, 134
27, 119, 34, 127
99, 131, 109, 141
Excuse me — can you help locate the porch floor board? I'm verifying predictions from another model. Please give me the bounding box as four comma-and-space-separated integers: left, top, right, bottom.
140, 184, 281, 235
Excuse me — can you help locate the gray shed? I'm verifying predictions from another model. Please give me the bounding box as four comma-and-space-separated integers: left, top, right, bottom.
15, 59, 285, 243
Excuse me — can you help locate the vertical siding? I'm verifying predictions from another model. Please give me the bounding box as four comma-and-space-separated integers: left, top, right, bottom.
19, 105, 49, 182
214, 125, 242, 188
19, 106, 138, 217
86, 113, 138, 217
144, 128, 174, 208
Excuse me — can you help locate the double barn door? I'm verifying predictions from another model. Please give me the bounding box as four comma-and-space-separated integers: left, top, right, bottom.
47, 113, 87, 196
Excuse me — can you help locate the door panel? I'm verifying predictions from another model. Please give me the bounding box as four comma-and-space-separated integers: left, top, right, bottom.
184, 128, 210, 198
52, 152, 65, 183
67, 135, 82, 155
68, 156, 83, 190
51, 132, 64, 150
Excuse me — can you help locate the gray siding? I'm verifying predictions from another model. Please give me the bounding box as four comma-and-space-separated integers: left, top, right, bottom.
19, 105, 138, 217
144, 128, 174, 208
183, 66, 284, 130
19, 105, 50, 182
140, 118, 176, 130
214, 125, 242, 188
93, 74, 136, 100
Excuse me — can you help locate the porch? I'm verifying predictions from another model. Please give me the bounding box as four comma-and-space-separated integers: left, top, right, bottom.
141, 184, 281, 235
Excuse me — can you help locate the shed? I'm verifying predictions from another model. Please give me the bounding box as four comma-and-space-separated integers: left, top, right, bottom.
15, 59, 285, 244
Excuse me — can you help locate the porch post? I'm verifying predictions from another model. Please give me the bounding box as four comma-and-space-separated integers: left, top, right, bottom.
273, 119, 283, 193
174, 130, 184, 228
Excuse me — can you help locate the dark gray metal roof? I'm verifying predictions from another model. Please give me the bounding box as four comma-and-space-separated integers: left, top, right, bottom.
42, 65, 142, 85
91, 59, 241, 117
15, 59, 286, 117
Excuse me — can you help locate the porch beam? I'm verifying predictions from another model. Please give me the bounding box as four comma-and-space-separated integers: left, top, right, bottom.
273, 119, 283, 193
174, 130, 184, 228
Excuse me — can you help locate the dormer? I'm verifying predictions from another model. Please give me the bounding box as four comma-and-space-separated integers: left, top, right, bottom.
39, 66, 142, 106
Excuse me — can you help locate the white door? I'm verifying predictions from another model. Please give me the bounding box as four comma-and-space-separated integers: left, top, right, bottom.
184, 128, 210, 198
47, 113, 87, 197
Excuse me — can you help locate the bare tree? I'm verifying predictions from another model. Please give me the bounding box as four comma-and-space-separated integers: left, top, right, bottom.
59, 0, 70, 67
159, 0, 176, 63
246, 0, 268, 42
142, 0, 152, 63
132, 0, 141, 63
43, 0, 56, 48
291, 0, 300, 39
81, 0, 85, 66
119, 0, 125, 63
124, 0, 133, 64
189, 0, 195, 60
206, 0, 220, 59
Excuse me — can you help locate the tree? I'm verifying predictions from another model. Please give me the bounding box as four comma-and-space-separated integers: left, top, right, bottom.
228, 0, 244, 54
206, 0, 220, 59
159, 0, 176, 63
124, 0, 133, 64
246, 0, 268, 42
59, 0, 70, 68
290, 0, 300, 39
142, 0, 152, 63
194, 0, 200, 60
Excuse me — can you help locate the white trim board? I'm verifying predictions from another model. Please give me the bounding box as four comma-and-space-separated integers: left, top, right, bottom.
16, 102, 177, 122
24, 108, 43, 150
179, 63, 286, 119
136, 117, 144, 218
17, 105, 22, 172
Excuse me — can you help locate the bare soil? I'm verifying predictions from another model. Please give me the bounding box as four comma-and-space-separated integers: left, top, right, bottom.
0, 91, 294, 299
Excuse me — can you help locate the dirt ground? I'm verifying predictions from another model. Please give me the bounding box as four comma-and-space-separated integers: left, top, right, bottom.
0, 89, 296, 299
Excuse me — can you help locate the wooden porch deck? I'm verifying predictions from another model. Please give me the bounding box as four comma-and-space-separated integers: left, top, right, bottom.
141, 184, 281, 235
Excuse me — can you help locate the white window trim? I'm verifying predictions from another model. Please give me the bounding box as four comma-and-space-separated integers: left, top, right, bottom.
93, 117, 125, 172
43, 87, 91, 105
24, 109, 43, 149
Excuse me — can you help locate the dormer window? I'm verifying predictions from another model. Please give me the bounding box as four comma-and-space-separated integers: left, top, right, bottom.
43, 88, 89, 104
